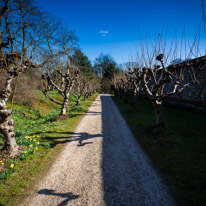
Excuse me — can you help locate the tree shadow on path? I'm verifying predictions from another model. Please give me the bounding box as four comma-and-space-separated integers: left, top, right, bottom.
44, 131, 102, 148
68, 132, 102, 146
38, 189, 79, 206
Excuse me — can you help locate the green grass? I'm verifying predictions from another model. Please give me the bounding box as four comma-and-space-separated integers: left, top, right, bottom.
112, 96, 206, 206
0, 91, 99, 206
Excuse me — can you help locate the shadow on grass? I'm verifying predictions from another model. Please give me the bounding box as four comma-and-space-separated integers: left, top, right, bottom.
44, 109, 100, 122
38, 189, 79, 206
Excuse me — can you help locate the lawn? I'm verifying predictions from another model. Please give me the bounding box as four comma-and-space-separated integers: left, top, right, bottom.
0, 91, 99, 206
112, 96, 206, 206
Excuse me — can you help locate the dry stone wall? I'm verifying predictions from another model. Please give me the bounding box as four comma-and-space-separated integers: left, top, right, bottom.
165, 66, 206, 107
139, 57, 206, 112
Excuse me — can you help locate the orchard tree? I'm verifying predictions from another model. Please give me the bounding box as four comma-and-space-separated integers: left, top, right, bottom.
0, 0, 77, 156
113, 32, 206, 127
84, 79, 99, 99
125, 67, 142, 110
0, 0, 42, 156
42, 58, 79, 115
72, 75, 87, 106
141, 54, 206, 126
70, 49, 100, 105
132, 31, 206, 127
113, 76, 131, 104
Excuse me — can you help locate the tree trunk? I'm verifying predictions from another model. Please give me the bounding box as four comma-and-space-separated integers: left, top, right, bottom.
131, 94, 137, 110
119, 92, 122, 99
0, 76, 18, 156
76, 98, 80, 106
0, 117, 17, 155
61, 96, 69, 115
153, 102, 164, 126
11, 73, 20, 110
124, 96, 128, 104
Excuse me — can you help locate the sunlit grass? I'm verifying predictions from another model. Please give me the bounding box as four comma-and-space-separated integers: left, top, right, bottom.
0, 91, 98, 206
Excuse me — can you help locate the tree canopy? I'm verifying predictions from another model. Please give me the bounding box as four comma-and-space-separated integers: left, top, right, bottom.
93, 53, 118, 79
93, 53, 120, 92
71, 49, 94, 79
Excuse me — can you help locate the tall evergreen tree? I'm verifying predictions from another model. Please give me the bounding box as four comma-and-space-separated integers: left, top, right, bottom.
72, 49, 94, 79
93, 53, 118, 91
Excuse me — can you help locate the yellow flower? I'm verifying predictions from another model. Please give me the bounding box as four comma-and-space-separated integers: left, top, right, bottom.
10, 164, 14, 168
43, 131, 45, 133
35, 147, 38, 150
34, 139, 36, 142
29, 145, 32, 148
37, 135, 40, 138
24, 151, 27, 154
37, 142, 40, 145
1, 162, 4, 165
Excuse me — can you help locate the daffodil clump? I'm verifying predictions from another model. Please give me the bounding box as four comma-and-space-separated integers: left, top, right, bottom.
18, 135, 42, 160
0, 160, 5, 172
10, 163, 14, 169
0, 99, 59, 180
0, 159, 17, 178
0, 160, 4, 166
1, 133, 43, 178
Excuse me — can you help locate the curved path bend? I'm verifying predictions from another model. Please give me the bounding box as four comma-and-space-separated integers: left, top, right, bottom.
23, 94, 175, 206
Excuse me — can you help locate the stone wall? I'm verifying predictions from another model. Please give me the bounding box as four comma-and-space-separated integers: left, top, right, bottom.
165, 67, 206, 106
139, 56, 206, 111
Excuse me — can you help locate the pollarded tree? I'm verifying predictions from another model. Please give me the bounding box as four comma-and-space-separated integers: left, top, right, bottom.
116, 77, 131, 104
84, 79, 99, 100
0, 0, 42, 156
125, 67, 142, 110
42, 59, 79, 115
72, 75, 87, 106
135, 31, 206, 127
112, 74, 125, 99
0, 0, 77, 156
141, 54, 206, 126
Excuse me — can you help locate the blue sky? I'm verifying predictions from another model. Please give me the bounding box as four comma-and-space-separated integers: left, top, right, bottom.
36, 0, 205, 64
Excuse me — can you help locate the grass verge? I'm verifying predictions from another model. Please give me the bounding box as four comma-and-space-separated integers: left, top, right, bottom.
0, 92, 99, 206
112, 96, 206, 206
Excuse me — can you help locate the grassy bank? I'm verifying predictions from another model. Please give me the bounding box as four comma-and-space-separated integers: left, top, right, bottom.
112, 96, 206, 206
0, 91, 99, 206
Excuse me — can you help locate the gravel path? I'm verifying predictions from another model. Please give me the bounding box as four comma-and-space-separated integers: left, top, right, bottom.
22, 94, 175, 206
